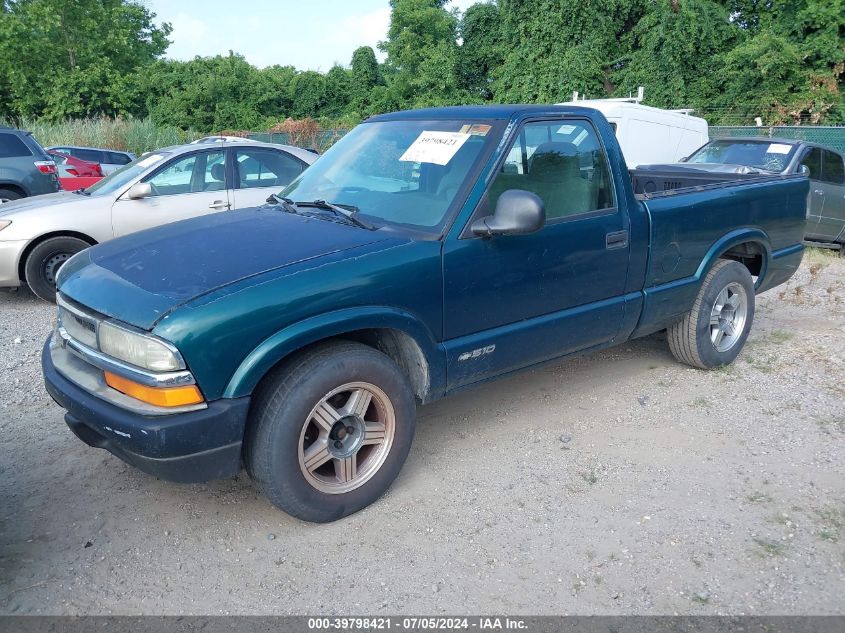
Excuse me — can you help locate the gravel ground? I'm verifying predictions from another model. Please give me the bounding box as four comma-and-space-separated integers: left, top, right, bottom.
0, 251, 843, 615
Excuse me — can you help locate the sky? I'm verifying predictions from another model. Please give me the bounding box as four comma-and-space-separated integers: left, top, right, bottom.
145, 0, 480, 72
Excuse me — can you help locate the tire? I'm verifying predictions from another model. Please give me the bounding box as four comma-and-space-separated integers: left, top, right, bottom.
244, 340, 417, 523
24, 236, 90, 303
668, 259, 755, 369
0, 188, 22, 204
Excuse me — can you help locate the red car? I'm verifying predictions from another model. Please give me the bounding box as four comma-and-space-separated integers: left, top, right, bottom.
48, 150, 103, 177
48, 149, 104, 191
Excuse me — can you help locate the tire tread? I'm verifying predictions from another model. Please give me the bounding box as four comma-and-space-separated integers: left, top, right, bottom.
668, 259, 737, 370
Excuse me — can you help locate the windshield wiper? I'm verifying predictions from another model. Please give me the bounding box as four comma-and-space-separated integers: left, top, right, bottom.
295, 199, 376, 230
72, 188, 90, 196
266, 193, 299, 215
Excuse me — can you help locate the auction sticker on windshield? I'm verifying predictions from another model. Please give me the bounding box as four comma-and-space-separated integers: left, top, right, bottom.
767, 143, 792, 154
400, 131, 471, 165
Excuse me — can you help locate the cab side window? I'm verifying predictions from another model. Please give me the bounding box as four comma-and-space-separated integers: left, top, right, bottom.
145, 151, 225, 196
235, 149, 305, 189
821, 150, 845, 185
488, 120, 615, 221
800, 148, 822, 180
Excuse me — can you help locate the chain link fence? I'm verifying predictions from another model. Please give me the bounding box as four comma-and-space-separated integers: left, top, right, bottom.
710, 126, 845, 153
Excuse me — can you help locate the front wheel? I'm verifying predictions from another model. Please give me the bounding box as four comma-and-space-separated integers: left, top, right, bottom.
668, 259, 755, 369
245, 341, 416, 523
24, 236, 90, 302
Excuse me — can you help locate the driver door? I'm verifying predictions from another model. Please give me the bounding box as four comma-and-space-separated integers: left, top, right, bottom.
443, 118, 630, 390
111, 149, 231, 237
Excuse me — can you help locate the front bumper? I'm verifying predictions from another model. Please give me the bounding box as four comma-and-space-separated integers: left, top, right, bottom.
0, 240, 26, 287
42, 337, 251, 483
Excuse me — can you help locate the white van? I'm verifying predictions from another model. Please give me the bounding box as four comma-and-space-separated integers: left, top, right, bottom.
559, 96, 709, 168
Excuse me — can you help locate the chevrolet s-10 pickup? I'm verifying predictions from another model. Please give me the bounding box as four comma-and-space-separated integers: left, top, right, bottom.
42, 105, 808, 522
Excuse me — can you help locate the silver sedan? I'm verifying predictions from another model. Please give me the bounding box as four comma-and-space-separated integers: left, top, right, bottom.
0, 140, 317, 301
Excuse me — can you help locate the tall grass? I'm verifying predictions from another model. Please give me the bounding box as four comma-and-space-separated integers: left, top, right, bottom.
2, 117, 201, 155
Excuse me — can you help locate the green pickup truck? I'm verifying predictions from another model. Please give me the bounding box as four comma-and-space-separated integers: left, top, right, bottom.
43, 105, 807, 522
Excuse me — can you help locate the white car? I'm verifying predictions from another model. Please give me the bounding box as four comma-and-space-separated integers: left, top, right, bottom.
0, 140, 317, 301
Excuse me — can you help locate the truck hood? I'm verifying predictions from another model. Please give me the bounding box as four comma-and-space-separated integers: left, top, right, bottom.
57, 206, 391, 330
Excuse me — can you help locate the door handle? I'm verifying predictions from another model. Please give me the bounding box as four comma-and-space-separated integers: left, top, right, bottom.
813, 189, 824, 195
208, 200, 230, 210
606, 230, 629, 250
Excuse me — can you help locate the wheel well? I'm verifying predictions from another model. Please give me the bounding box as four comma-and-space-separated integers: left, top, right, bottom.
18, 231, 98, 282
0, 184, 27, 198
721, 241, 765, 278
338, 328, 430, 403
258, 328, 431, 404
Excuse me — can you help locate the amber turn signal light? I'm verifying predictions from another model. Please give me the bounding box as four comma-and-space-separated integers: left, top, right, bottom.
104, 371, 204, 407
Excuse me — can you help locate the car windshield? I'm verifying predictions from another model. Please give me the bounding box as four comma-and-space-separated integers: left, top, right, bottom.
84, 152, 170, 196
686, 140, 797, 172
279, 119, 497, 232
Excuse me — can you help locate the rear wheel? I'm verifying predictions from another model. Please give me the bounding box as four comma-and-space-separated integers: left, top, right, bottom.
245, 341, 416, 523
668, 259, 755, 369
0, 188, 22, 204
24, 236, 90, 302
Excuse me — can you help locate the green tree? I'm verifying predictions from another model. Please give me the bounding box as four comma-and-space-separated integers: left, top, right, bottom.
617, 0, 738, 109
0, 0, 171, 118
457, 2, 503, 100
714, 0, 845, 122
349, 46, 382, 114
257, 64, 298, 121
290, 70, 327, 118
141, 54, 269, 131
380, 0, 466, 107
493, 0, 644, 103
323, 65, 353, 117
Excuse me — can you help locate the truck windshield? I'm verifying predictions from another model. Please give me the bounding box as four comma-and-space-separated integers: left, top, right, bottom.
686, 140, 797, 172
279, 119, 497, 232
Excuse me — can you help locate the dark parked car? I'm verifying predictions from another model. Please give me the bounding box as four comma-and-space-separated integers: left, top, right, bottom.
46, 145, 135, 174
634, 137, 845, 245
0, 127, 60, 203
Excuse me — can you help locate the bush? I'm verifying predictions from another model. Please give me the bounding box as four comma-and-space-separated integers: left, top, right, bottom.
1, 116, 201, 155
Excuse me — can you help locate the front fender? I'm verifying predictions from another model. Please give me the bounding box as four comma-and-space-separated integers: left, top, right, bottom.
223, 306, 446, 400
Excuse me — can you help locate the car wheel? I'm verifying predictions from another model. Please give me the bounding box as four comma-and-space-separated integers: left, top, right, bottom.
0, 188, 22, 204
245, 341, 416, 523
668, 259, 755, 369
24, 236, 90, 303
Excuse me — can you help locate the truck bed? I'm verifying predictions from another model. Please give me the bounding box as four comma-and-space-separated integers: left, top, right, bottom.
630, 165, 781, 197
629, 172, 808, 338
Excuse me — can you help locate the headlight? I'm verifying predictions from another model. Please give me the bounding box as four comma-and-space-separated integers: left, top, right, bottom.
98, 321, 183, 372
0, 220, 11, 231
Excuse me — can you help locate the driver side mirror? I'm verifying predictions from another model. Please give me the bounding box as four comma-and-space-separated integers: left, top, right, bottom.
126, 182, 152, 200
470, 189, 545, 238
